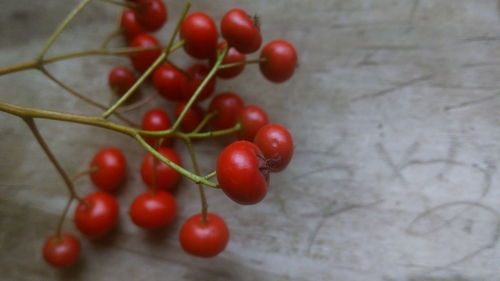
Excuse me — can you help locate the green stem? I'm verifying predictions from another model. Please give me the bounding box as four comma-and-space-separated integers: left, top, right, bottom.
204, 171, 217, 180
37, 0, 93, 61
218, 57, 267, 69
181, 122, 241, 139
184, 138, 208, 222
71, 166, 98, 182
100, 28, 121, 49
56, 195, 74, 237
192, 110, 217, 133
99, 0, 134, 8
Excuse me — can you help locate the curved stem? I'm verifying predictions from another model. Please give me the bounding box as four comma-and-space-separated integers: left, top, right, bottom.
71, 166, 98, 182
218, 57, 267, 69
184, 138, 208, 222
117, 93, 156, 113
192, 110, 217, 133
37, 0, 93, 61
100, 29, 121, 49
56, 195, 74, 237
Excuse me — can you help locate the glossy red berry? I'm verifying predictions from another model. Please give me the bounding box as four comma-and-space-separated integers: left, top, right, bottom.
135, 0, 167, 31
208, 92, 244, 130
129, 33, 161, 73
221, 9, 262, 54
90, 147, 127, 192
216, 141, 269, 204
182, 64, 216, 102
142, 108, 172, 147
108, 66, 138, 97
259, 40, 297, 83
129, 190, 176, 229
211, 41, 246, 79
153, 64, 186, 101
237, 105, 269, 141
179, 213, 229, 258
120, 9, 146, 41
254, 124, 294, 172
42, 233, 81, 268
140, 147, 182, 190
180, 12, 218, 59
175, 102, 205, 132
74, 192, 119, 237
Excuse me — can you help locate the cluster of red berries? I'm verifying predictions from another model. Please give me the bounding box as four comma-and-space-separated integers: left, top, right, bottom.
42, 0, 296, 268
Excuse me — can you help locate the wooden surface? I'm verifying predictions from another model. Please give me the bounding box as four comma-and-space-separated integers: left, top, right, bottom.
1, 0, 500, 280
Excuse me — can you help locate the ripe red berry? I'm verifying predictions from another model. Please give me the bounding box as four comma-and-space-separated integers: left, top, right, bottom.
129, 190, 176, 229
140, 147, 182, 190
89, 147, 127, 192
142, 108, 172, 147
221, 9, 262, 54
179, 12, 218, 59
182, 64, 216, 102
254, 124, 294, 172
216, 141, 269, 204
259, 40, 297, 83
135, 0, 167, 31
108, 66, 138, 97
129, 33, 161, 73
74, 192, 119, 237
237, 105, 269, 141
208, 92, 244, 130
153, 64, 186, 101
179, 213, 229, 258
120, 9, 146, 41
42, 233, 81, 268
174, 102, 205, 132
211, 41, 246, 79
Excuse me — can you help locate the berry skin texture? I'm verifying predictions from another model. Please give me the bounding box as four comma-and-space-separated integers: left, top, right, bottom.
259, 40, 297, 83
254, 124, 294, 172
175, 102, 205, 132
211, 41, 246, 79
129, 190, 176, 229
42, 233, 81, 268
182, 64, 216, 102
179, 213, 229, 258
90, 147, 127, 192
74, 192, 119, 237
129, 33, 161, 73
153, 64, 186, 102
142, 108, 172, 147
180, 12, 218, 59
140, 147, 182, 190
208, 92, 245, 130
216, 141, 269, 205
120, 9, 146, 41
108, 66, 138, 97
221, 8, 262, 54
135, 0, 168, 32
237, 105, 269, 141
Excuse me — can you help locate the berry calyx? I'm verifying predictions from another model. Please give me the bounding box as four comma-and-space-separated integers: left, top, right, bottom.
254, 124, 294, 172
42, 233, 81, 268
129, 190, 176, 229
140, 147, 182, 190
208, 92, 244, 130
74, 192, 119, 237
179, 213, 229, 258
259, 40, 297, 83
179, 12, 218, 59
221, 8, 262, 54
89, 147, 127, 192
237, 105, 269, 141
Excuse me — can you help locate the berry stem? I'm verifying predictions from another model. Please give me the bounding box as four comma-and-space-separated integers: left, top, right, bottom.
100, 28, 122, 49
36, 0, 94, 61
55, 195, 74, 237
184, 138, 208, 223
116, 93, 156, 113
218, 57, 267, 69
99, 0, 135, 9
180, 122, 241, 139
70, 166, 98, 182
204, 171, 217, 180
22, 117, 84, 203
192, 110, 218, 133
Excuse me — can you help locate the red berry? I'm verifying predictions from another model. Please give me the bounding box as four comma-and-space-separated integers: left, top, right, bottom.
179, 213, 229, 258
141, 108, 172, 147
182, 64, 216, 102
140, 147, 182, 190
42, 233, 81, 268
129, 190, 176, 229
180, 12, 218, 59
174, 102, 205, 132
90, 147, 127, 192
237, 105, 269, 141
74, 192, 119, 237
254, 124, 294, 172
129, 33, 161, 73
153, 64, 186, 101
135, 0, 168, 31
211, 41, 246, 79
259, 40, 297, 83
221, 9, 262, 54
208, 92, 244, 130
120, 9, 146, 41
216, 141, 269, 204
108, 66, 138, 97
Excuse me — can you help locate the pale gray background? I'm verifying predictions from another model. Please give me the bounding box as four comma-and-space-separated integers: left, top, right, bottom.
1, 0, 500, 280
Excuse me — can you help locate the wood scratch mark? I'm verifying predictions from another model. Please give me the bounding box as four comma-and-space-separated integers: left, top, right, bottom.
376, 143, 406, 183
443, 92, 500, 111
352, 75, 433, 102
